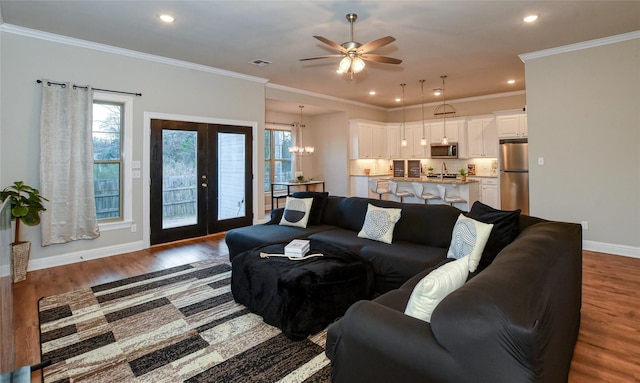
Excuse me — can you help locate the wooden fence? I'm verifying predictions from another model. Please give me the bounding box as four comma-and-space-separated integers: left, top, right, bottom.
94, 175, 198, 220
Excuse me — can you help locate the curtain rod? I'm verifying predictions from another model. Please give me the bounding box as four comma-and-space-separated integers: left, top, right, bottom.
266, 121, 295, 127
36, 80, 142, 97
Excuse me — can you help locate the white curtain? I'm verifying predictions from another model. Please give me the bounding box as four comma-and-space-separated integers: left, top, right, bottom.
39, 80, 100, 246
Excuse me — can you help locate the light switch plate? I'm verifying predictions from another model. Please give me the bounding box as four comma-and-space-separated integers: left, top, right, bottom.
537, 157, 544, 165
132, 170, 141, 178
132, 160, 141, 169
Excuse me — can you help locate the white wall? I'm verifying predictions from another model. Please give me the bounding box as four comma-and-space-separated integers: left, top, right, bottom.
524, 35, 640, 256
1, 31, 266, 265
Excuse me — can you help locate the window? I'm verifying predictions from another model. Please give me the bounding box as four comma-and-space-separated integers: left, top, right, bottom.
92, 92, 133, 230
264, 128, 292, 192
93, 101, 123, 221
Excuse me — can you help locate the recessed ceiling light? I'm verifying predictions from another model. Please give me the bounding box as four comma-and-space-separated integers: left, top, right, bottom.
369, 91, 376, 96
395, 98, 401, 102
433, 89, 442, 96
507, 79, 516, 84
523, 14, 539, 23
159, 14, 175, 23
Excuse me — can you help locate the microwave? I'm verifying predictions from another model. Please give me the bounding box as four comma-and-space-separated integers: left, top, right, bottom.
430, 142, 458, 159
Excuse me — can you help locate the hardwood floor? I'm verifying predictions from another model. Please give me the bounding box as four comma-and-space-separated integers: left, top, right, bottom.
9, 236, 640, 382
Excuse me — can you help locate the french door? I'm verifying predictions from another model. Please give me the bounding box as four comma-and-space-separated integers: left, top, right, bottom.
150, 119, 252, 245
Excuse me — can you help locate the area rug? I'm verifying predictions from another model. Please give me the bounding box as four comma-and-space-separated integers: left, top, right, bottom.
38, 259, 331, 383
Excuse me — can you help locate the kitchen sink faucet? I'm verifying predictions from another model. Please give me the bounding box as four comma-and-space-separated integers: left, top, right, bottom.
440, 162, 447, 179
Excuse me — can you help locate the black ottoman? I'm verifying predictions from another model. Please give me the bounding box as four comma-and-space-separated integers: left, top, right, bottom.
231, 239, 374, 340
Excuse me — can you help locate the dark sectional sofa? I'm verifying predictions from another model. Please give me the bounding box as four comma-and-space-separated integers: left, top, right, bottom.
225, 194, 583, 382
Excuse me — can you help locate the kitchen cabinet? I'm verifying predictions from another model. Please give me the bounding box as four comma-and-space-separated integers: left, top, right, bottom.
387, 124, 402, 159
350, 120, 387, 159
400, 122, 429, 158
481, 178, 499, 208
467, 116, 497, 158
469, 177, 499, 208
496, 112, 527, 138
430, 117, 467, 158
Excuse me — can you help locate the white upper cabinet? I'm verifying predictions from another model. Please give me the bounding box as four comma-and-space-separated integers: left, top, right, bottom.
429, 117, 467, 158
350, 120, 387, 159
400, 122, 429, 158
387, 124, 402, 159
496, 111, 527, 138
467, 116, 497, 158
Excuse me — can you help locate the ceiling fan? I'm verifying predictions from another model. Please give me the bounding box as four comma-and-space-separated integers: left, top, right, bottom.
300, 13, 402, 78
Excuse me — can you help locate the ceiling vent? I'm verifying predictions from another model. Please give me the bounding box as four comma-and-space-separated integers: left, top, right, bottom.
249, 59, 272, 67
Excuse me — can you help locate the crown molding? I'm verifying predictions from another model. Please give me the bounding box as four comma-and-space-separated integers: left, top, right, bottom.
520, 30, 640, 62
0, 23, 270, 84
265, 83, 387, 112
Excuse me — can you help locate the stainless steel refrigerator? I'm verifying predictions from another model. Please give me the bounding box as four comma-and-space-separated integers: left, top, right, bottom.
499, 139, 529, 215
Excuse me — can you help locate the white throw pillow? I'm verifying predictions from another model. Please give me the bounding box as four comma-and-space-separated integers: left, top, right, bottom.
404, 256, 470, 323
447, 214, 494, 272
279, 197, 313, 228
357, 204, 402, 244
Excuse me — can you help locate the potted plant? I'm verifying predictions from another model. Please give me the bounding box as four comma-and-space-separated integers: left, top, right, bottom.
458, 168, 468, 182
427, 166, 434, 176
0, 181, 48, 282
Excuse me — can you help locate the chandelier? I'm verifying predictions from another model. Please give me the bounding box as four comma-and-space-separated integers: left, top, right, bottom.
288, 105, 315, 155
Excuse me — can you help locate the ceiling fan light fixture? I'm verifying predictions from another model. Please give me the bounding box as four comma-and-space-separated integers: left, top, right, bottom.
352, 57, 366, 73
337, 56, 351, 73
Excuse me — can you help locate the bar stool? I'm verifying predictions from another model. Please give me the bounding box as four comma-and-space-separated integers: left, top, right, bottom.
436, 184, 466, 206
369, 179, 391, 200
389, 180, 414, 203
411, 182, 439, 205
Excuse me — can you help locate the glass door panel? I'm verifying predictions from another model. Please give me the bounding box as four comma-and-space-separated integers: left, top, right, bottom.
162, 129, 198, 229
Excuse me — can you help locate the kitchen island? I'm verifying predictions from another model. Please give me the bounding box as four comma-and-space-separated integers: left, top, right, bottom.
349, 175, 479, 211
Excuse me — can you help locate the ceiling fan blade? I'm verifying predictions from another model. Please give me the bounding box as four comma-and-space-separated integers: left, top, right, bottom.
360, 54, 402, 64
313, 36, 347, 53
299, 54, 344, 61
357, 36, 396, 53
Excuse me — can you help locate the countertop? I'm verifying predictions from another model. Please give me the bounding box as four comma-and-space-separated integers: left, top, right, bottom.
350, 173, 496, 179
391, 177, 479, 185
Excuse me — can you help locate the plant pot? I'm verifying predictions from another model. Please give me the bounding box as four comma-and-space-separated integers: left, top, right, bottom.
460, 176, 467, 182
11, 241, 30, 283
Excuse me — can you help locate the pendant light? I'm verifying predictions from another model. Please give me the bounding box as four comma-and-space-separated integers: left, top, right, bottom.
288, 105, 314, 155
400, 83, 407, 147
440, 75, 449, 145
419, 79, 427, 146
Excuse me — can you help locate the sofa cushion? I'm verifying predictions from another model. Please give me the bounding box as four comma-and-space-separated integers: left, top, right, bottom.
359, 242, 449, 293
467, 201, 521, 267
357, 204, 402, 244
404, 256, 470, 323
390, 204, 462, 248
446, 214, 493, 272
292, 191, 329, 225
225, 223, 334, 260
279, 197, 313, 228
321, 196, 403, 231
308, 228, 377, 254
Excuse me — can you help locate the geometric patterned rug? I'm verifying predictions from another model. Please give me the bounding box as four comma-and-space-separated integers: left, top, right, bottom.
38, 259, 330, 383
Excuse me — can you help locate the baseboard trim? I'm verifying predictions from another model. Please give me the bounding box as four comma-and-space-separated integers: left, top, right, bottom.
583, 240, 640, 259
27, 241, 145, 271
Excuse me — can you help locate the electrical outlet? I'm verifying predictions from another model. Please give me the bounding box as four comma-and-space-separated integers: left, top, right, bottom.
581, 221, 588, 230
131, 223, 137, 232
538, 157, 544, 165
